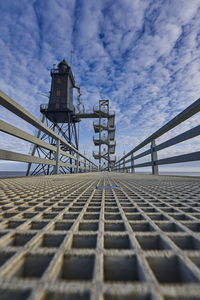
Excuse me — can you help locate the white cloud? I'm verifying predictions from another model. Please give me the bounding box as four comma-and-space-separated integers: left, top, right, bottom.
1, 0, 200, 172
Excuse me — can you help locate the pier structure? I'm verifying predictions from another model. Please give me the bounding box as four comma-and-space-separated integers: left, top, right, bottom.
30, 60, 116, 173
29, 60, 81, 175
93, 100, 116, 170
1, 79, 200, 299
0, 172, 199, 299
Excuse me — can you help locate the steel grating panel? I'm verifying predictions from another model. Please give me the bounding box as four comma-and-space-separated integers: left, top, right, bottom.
0, 172, 200, 300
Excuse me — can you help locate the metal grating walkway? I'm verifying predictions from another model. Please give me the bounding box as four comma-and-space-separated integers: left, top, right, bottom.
0, 172, 200, 300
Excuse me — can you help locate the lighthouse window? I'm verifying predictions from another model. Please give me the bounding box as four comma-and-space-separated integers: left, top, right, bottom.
56, 90, 61, 96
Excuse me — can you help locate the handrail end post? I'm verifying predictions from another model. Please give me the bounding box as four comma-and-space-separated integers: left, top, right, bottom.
53, 139, 60, 175
151, 139, 159, 175
131, 153, 135, 173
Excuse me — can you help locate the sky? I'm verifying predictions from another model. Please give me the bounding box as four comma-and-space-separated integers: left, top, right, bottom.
1, 0, 200, 173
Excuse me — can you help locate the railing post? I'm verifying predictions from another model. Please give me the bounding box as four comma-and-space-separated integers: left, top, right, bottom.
54, 139, 60, 175
151, 139, 158, 175
84, 158, 86, 172
131, 153, 135, 173
76, 153, 79, 173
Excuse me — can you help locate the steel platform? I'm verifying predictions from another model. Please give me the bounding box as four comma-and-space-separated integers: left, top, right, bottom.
0, 172, 200, 300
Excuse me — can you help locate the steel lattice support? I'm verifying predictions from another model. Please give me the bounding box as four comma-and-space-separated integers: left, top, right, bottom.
27, 116, 79, 176
93, 100, 116, 171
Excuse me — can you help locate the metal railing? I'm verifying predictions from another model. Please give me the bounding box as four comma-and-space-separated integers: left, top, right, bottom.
112, 97, 200, 174
0, 90, 98, 174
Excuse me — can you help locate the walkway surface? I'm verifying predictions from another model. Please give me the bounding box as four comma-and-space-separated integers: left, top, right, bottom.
0, 172, 200, 300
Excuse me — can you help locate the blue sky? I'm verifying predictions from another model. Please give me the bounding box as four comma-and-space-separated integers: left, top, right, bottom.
1, 0, 200, 172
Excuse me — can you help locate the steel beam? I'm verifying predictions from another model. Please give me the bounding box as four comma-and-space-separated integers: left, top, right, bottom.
0, 149, 56, 165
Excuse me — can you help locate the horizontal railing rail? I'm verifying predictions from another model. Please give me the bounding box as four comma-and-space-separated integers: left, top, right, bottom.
112, 97, 200, 175
0, 90, 98, 174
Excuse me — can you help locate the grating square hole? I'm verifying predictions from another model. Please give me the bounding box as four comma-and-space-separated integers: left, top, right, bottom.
79, 222, 98, 231
88, 203, 101, 207
181, 207, 197, 213
104, 293, 152, 300
194, 214, 200, 220
105, 208, 119, 213
22, 213, 37, 218
58, 255, 95, 281
72, 234, 97, 248
30, 221, 48, 230
137, 203, 150, 207
76, 203, 87, 207
170, 214, 193, 221
105, 203, 117, 207
173, 203, 185, 207
184, 223, 200, 232
34, 207, 46, 212
17, 207, 29, 212
6, 233, 35, 247
69, 207, 82, 212
147, 255, 198, 283
83, 214, 99, 220
42, 213, 58, 219
157, 222, 184, 232
190, 256, 200, 269
54, 222, 73, 231
162, 208, 179, 213
156, 203, 167, 207
96, 185, 118, 189
3, 212, 18, 218
104, 255, 144, 282
51, 207, 64, 212
164, 296, 200, 300
0, 289, 31, 300
42, 291, 90, 300
104, 235, 132, 249
0, 251, 15, 267
148, 214, 168, 221
120, 203, 132, 207
38, 234, 65, 248
63, 213, 79, 220
105, 214, 122, 221
170, 236, 200, 250
123, 208, 139, 213
126, 214, 145, 221
136, 235, 171, 250
7, 220, 24, 229
141, 208, 158, 213
0, 232, 8, 238
10, 254, 53, 278
130, 222, 155, 232
87, 207, 101, 212
105, 222, 125, 232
